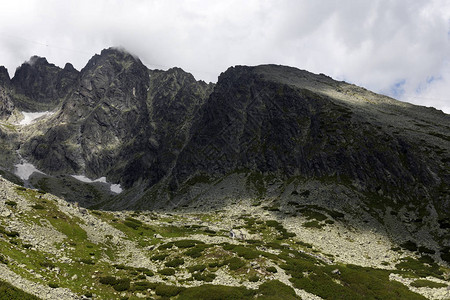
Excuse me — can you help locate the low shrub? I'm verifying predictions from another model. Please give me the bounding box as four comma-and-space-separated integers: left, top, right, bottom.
418, 246, 435, 254
99, 276, 117, 285
178, 284, 254, 300
39, 260, 55, 269
159, 268, 175, 276
184, 246, 204, 258
48, 282, 59, 289
0, 254, 8, 264
155, 284, 184, 297
188, 264, 207, 273
249, 275, 259, 282
257, 280, 297, 299
233, 246, 260, 260
401, 241, 418, 252
410, 280, 447, 288
266, 266, 277, 273
123, 221, 140, 230
31, 204, 45, 210
132, 281, 153, 291
113, 278, 130, 291
151, 254, 168, 261
302, 220, 323, 229
99, 276, 130, 292
165, 257, 185, 268
79, 258, 95, 265
173, 239, 203, 248
5, 231, 19, 238
223, 257, 246, 271
5, 201, 17, 207
193, 272, 216, 282
0, 279, 39, 300
158, 242, 174, 250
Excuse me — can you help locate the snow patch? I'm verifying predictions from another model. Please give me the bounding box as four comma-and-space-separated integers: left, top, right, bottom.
110, 184, 123, 194
71, 175, 123, 194
19, 111, 53, 125
14, 161, 45, 181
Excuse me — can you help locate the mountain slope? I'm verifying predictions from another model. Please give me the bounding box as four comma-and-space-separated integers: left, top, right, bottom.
172, 65, 447, 198
0, 176, 447, 300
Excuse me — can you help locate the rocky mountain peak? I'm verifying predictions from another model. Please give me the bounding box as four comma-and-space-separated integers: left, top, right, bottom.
0, 66, 10, 87
10, 55, 79, 111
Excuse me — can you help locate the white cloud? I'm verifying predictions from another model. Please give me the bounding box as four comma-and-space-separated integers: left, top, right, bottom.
0, 0, 449, 112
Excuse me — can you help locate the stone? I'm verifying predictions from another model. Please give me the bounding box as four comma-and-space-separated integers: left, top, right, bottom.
331, 269, 341, 275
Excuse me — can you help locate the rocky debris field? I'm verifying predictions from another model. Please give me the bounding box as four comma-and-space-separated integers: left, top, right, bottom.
0, 175, 449, 299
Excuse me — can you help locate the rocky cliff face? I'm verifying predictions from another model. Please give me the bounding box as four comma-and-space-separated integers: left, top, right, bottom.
0, 66, 15, 120
18, 48, 213, 190
171, 65, 449, 212
10, 56, 79, 111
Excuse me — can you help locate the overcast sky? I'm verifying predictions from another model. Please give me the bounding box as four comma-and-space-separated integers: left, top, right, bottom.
0, 0, 449, 113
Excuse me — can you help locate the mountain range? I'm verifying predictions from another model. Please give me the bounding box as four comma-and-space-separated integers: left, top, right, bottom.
0, 47, 449, 299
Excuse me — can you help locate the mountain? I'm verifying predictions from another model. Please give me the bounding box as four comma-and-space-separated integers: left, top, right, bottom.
0, 47, 449, 299
10, 56, 79, 111
0, 66, 15, 120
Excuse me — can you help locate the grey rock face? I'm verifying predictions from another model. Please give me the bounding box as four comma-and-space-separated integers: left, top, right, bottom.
0, 66, 14, 120
10, 56, 79, 111
171, 65, 449, 212
21, 48, 213, 190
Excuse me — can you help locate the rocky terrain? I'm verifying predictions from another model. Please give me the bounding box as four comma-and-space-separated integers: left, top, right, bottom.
0, 176, 449, 299
0, 47, 449, 299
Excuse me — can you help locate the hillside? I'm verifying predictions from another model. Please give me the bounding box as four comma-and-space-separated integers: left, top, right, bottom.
0, 176, 448, 299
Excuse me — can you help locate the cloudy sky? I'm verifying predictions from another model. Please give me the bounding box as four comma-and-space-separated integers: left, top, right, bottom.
0, 0, 449, 113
